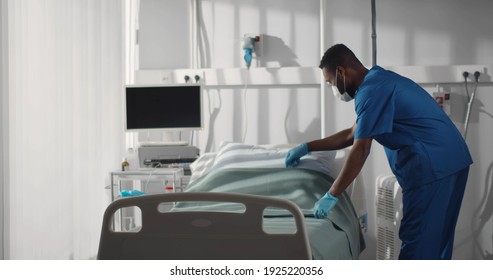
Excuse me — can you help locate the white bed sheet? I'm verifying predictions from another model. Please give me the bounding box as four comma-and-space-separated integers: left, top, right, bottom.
190, 141, 337, 184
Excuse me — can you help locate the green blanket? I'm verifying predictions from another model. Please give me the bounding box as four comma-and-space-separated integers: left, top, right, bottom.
176, 168, 365, 259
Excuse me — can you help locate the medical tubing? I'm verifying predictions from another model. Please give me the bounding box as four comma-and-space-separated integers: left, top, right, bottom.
463, 72, 470, 99
464, 79, 479, 140
242, 69, 249, 143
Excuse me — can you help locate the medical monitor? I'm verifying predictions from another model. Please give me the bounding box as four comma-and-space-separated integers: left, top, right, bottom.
125, 84, 203, 131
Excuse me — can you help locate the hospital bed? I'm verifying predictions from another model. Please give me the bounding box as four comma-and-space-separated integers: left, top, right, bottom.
98, 142, 365, 260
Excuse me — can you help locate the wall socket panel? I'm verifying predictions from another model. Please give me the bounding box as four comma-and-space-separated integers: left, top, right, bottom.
386, 65, 492, 84
174, 69, 205, 84
461, 70, 485, 82
432, 91, 451, 116
135, 65, 492, 87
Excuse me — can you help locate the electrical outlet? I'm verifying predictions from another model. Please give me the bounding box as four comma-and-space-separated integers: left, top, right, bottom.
461, 69, 483, 82
174, 70, 205, 84
432, 91, 451, 116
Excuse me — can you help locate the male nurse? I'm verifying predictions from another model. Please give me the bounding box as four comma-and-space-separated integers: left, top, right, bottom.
285, 44, 472, 260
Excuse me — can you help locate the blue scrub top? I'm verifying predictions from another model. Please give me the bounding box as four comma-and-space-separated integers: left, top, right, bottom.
354, 66, 472, 189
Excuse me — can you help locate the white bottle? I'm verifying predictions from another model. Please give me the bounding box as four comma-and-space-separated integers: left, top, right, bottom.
121, 157, 129, 171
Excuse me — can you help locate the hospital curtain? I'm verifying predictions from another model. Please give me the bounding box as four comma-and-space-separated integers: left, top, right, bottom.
6, 0, 124, 259
1, 0, 8, 260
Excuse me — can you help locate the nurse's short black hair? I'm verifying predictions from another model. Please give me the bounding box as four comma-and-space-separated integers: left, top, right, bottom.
319, 44, 362, 73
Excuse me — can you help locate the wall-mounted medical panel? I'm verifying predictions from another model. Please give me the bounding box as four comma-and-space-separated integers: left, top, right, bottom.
387, 65, 493, 85
135, 65, 493, 88
136, 67, 321, 87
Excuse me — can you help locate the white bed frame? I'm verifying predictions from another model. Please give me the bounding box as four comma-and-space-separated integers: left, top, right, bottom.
98, 192, 311, 260
97, 148, 363, 260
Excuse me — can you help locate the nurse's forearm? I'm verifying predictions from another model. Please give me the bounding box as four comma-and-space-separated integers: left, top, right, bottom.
328, 138, 372, 197
307, 125, 355, 151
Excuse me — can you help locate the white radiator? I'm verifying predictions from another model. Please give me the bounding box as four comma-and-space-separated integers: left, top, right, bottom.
376, 175, 403, 260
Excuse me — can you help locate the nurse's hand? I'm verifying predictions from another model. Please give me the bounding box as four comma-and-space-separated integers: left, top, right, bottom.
285, 143, 309, 167
313, 193, 338, 219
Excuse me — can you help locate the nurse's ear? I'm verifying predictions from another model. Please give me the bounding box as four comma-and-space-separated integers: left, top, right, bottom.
335, 66, 345, 77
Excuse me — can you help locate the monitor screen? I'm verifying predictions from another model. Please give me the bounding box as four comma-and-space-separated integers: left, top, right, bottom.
125, 84, 202, 131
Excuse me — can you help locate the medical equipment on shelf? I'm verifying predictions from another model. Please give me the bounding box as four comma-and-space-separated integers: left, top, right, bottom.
463, 71, 481, 140
138, 144, 200, 175
125, 84, 203, 132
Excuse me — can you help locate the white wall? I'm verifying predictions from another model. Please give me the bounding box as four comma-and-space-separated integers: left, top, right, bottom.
138, 0, 323, 148
138, 0, 493, 259
139, 0, 191, 69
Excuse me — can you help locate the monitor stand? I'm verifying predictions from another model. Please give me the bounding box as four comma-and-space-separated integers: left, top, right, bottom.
139, 131, 189, 147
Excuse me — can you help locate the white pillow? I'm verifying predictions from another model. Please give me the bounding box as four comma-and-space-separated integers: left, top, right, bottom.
189, 152, 217, 183
211, 141, 336, 175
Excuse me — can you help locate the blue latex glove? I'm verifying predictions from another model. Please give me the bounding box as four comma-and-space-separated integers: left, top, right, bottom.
119, 190, 145, 197
285, 143, 309, 167
313, 193, 338, 219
